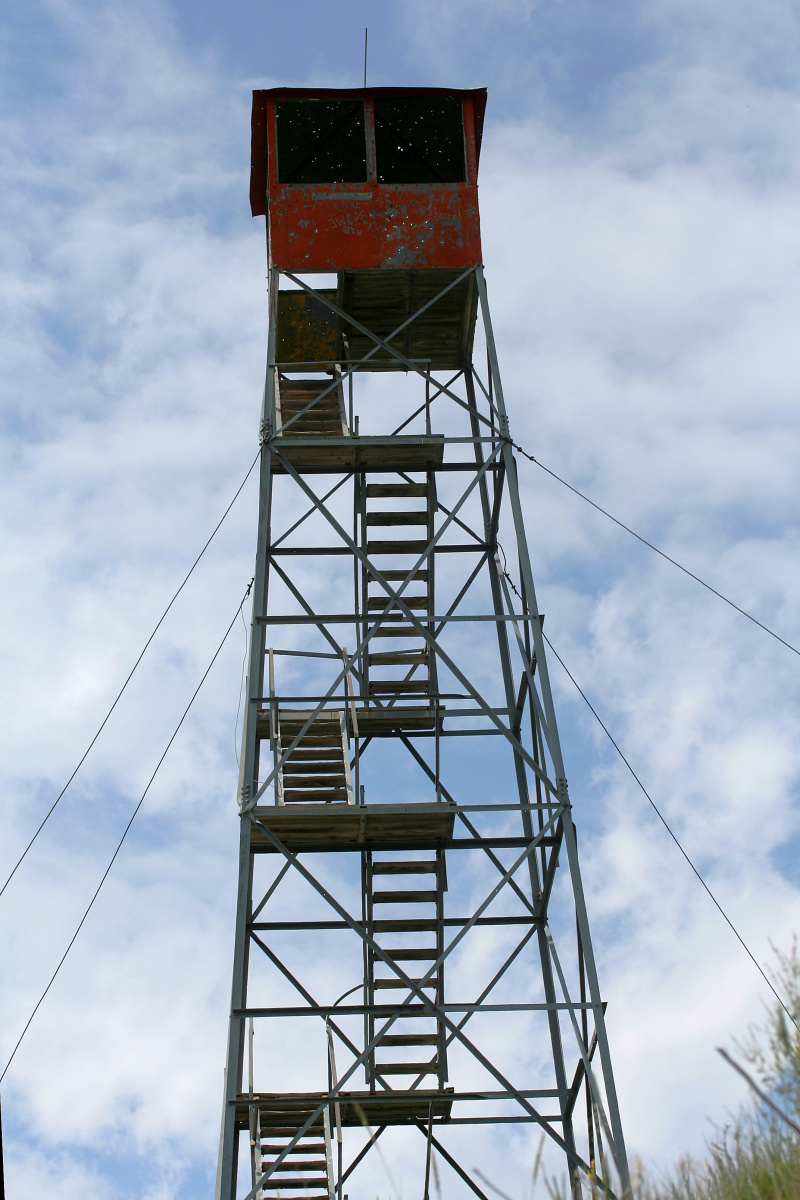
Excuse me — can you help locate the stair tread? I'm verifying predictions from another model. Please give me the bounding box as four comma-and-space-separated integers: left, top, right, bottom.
368, 652, 427, 665
370, 629, 426, 640
366, 484, 428, 497
373, 919, 437, 931
373, 861, 437, 874
261, 1143, 326, 1152
380, 569, 429, 581
379, 1034, 439, 1045
367, 540, 429, 554
367, 682, 429, 695
262, 1161, 328, 1170
282, 774, 346, 783
374, 977, 437, 989
283, 762, 344, 774
383, 948, 438, 960
283, 791, 349, 802
374, 1062, 438, 1074
367, 596, 428, 609
373, 890, 438, 903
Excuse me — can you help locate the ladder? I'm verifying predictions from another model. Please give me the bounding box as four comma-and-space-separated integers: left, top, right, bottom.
363, 849, 447, 1090
358, 473, 440, 730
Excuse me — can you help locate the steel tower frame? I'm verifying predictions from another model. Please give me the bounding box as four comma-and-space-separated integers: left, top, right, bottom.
214, 257, 630, 1200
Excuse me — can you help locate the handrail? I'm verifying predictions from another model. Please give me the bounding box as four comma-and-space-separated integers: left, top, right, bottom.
341, 647, 359, 739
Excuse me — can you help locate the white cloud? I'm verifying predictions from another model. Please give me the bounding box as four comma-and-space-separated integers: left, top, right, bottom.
4, 0, 800, 1195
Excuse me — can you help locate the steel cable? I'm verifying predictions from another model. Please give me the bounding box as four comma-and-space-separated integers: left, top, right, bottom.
513, 443, 800, 660
0, 448, 260, 901
541, 629, 800, 1036
0, 579, 253, 1083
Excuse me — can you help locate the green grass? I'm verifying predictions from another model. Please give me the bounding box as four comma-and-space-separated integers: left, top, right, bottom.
635, 941, 800, 1200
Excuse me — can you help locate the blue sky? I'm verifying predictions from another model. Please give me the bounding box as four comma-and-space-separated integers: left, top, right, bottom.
3, 0, 800, 1197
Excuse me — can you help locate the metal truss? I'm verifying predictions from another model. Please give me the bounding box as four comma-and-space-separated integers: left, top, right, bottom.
214, 265, 630, 1200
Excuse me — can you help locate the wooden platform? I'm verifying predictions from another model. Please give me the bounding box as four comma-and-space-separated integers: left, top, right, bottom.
250, 802, 455, 854
353, 706, 442, 736
273, 270, 478, 371
268, 434, 444, 474
236, 1089, 453, 1130
337, 268, 478, 371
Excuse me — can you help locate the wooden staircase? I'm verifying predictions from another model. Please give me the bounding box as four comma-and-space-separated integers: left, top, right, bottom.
274, 710, 354, 806
364, 849, 447, 1089
275, 374, 348, 439
257, 1106, 334, 1199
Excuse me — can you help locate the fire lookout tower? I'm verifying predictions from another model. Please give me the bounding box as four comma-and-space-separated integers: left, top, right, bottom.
215, 87, 629, 1200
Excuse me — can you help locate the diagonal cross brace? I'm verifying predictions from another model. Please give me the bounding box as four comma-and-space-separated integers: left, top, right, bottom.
495, 558, 559, 770
281, 268, 495, 433
544, 923, 621, 1177
240, 813, 602, 1198
246, 443, 518, 807
276, 267, 477, 435
269, 450, 558, 797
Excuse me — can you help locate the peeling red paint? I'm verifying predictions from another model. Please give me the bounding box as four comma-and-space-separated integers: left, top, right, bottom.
250, 87, 485, 271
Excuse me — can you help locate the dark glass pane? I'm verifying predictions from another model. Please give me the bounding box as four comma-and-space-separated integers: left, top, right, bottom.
276, 100, 367, 184
374, 96, 465, 184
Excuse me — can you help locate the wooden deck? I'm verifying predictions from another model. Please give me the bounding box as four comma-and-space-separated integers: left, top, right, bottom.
250, 802, 455, 854
235, 1089, 453, 1130
353, 706, 442, 736
268, 434, 444, 474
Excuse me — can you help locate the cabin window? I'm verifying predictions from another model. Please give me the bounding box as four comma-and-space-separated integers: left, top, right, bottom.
276, 100, 368, 184
374, 96, 466, 184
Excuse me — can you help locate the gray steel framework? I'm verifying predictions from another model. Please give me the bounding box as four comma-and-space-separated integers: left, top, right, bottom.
214, 265, 630, 1200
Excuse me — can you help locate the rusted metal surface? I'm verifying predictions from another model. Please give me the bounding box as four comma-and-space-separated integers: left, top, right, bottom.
250, 87, 485, 271
276, 289, 338, 364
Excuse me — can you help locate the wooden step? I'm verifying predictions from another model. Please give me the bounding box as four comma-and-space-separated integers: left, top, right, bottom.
283, 789, 349, 802
373, 919, 437, 932
280, 418, 342, 429
282, 775, 347, 790
374, 978, 437, 990
379, 1033, 439, 1046
370, 627, 425, 639
383, 948, 438, 961
258, 1126, 324, 1136
373, 1062, 438, 1074
260, 1181, 328, 1190
368, 678, 430, 690
262, 1161, 327, 1171
366, 483, 428, 497
367, 596, 428, 610
373, 890, 438, 904
281, 401, 340, 412
373, 861, 437, 874
280, 729, 343, 739
285, 748, 342, 760
368, 651, 427, 665
283, 762, 344, 775
261, 1143, 326, 1153
367, 540, 428, 555
280, 721, 341, 733
367, 511, 428, 526
380, 568, 429, 581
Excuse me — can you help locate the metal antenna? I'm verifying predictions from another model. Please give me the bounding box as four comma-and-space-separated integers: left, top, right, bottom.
363, 28, 368, 89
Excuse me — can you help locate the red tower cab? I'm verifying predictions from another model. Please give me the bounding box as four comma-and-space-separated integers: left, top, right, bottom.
250, 87, 486, 271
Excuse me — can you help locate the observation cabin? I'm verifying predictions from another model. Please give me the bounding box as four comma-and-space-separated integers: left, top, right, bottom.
250, 87, 486, 373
